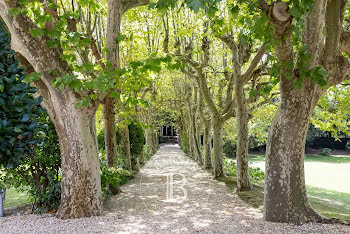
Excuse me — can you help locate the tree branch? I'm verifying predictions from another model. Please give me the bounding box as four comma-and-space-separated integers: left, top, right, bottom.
122, 0, 150, 13
0, 1, 71, 80
258, 0, 269, 13
341, 30, 350, 56
242, 45, 266, 84
323, 0, 347, 60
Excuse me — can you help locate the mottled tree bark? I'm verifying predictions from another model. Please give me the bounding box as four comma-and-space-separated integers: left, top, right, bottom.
120, 126, 132, 172
104, 0, 122, 169
203, 123, 212, 169
104, 0, 149, 170
212, 116, 225, 178
0, 2, 102, 218
260, 0, 350, 224
56, 103, 102, 219
235, 82, 252, 191
264, 86, 323, 224
145, 127, 156, 155
103, 98, 117, 167
139, 150, 145, 165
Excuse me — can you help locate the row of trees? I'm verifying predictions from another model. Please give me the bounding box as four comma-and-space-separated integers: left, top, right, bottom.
150, 0, 350, 225
1, 0, 350, 225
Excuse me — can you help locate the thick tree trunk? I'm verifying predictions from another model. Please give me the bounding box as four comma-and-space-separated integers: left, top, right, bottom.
264, 88, 323, 224
103, 98, 117, 167
120, 126, 132, 172
212, 116, 225, 178
203, 123, 212, 169
235, 84, 252, 191
55, 103, 102, 219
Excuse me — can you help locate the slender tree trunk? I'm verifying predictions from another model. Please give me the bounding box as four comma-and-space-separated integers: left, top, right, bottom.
192, 115, 203, 165
235, 83, 252, 191
146, 127, 156, 155
104, 0, 122, 169
177, 124, 183, 147
155, 129, 159, 149
187, 124, 193, 157
55, 104, 102, 219
120, 126, 132, 172
139, 150, 145, 164
103, 98, 117, 167
212, 116, 225, 178
203, 123, 212, 169
264, 88, 323, 224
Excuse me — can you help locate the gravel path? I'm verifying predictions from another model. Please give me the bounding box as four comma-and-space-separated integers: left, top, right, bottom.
1, 144, 350, 233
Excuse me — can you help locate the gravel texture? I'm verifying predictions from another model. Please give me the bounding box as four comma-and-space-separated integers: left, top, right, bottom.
1, 144, 350, 233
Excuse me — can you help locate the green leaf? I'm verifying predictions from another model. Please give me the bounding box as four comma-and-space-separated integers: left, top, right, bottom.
29, 28, 44, 38
8, 8, 20, 17
186, 0, 202, 12
14, 127, 22, 133
116, 33, 126, 43
23, 72, 42, 83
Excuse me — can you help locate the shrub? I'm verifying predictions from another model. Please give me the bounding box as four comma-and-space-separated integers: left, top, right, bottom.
249, 166, 265, 181
97, 128, 122, 152
144, 145, 151, 160
224, 159, 265, 183
320, 148, 332, 156
223, 139, 236, 158
100, 160, 131, 195
3, 112, 61, 212
0, 25, 43, 168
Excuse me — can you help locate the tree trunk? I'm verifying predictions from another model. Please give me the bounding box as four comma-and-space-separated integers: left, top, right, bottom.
264, 88, 323, 224
55, 104, 102, 219
212, 116, 225, 178
203, 123, 212, 169
146, 127, 156, 155
177, 124, 183, 148
120, 126, 132, 172
104, 0, 122, 169
103, 98, 117, 167
139, 150, 145, 165
192, 116, 203, 165
235, 83, 252, 191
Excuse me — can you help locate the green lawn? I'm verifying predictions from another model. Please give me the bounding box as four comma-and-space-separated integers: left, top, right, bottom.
246, 153, 350, 221
3, 188, 29, 209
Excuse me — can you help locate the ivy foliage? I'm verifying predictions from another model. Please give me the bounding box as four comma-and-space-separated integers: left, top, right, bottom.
0, 23, 44, 168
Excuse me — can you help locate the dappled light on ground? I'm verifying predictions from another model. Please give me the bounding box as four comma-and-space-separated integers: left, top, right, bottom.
0, 145, 349, 233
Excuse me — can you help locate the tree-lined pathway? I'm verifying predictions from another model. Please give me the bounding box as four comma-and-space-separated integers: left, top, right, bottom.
0, 144, 349, 233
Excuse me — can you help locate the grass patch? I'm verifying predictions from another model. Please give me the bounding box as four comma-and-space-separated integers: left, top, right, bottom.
221, 176, 350, 222
3, 188, 29, 209
217, 176, 264, 210
307, 185, 350, 221
222, 154, 350, 222
249, 153, 350, 164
